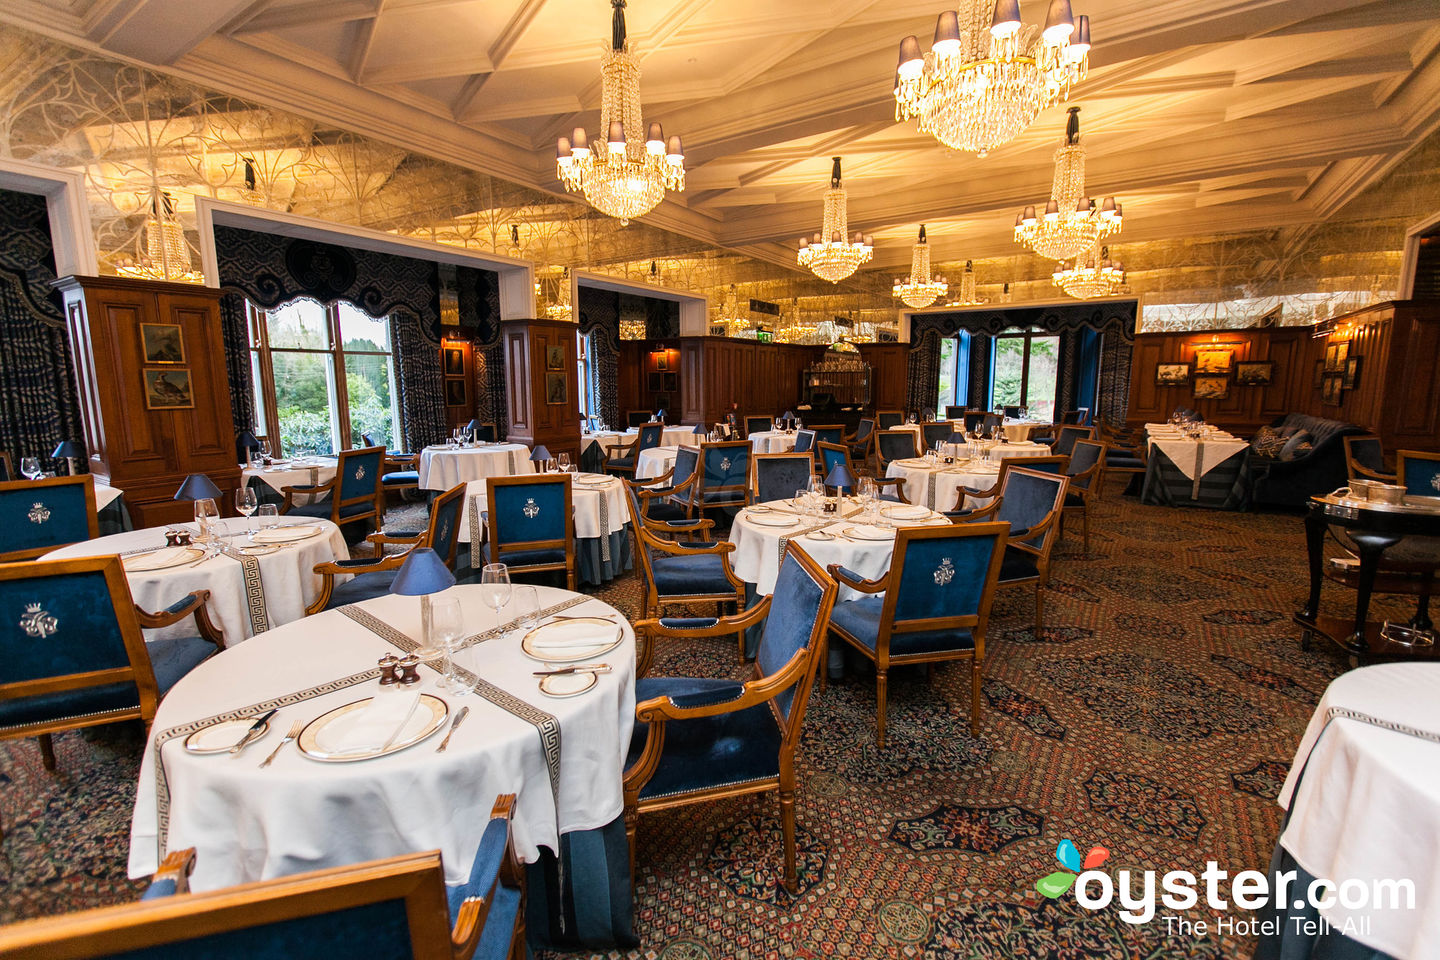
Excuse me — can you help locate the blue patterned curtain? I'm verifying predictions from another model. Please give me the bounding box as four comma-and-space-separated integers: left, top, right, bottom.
0, 189, 83, 468
578, 287, 622, 427
455, 265, 506, 437
212, 225, 497, 452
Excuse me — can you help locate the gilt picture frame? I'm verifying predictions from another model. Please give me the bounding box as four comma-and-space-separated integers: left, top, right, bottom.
1193, 347, 1232, 374
1234, 361, 1273, 385
1155, 362, 1191, 385
140, 323, 185, 364
143, 368, 194, 409
1193, 375, 1229, 400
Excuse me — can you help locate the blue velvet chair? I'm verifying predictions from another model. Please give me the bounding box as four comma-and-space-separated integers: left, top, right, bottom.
463, 421, 498, 443
671, 441, 749, 522
1061, 407, 1091, 426
817, 443, 906, 502
744, 415, 773, 438
620, 471, 690, 526
949, 455, 1069, 519
808, 425, 844, 449
281, 445, 385, 539
605, 422, 665, 478
1048, 424, 1095, 458
0, 475, 99, 561
1343, 435, 1395, 484
876, 430, 918, 473
621, 481, 747, 660
963, 411, 985, 433
877, 411, 905, 430
626, 410, 651, 429
364, 432, 420, 497
0, 556, 221, 800
1003, 405, 1021, 418
921, 422, 952, 451
624, 545, 837, 894
1398, 450, 1440, 497
480, 474, 576, 589
749, 453, 815, 505
307, 483, 467, 612
845, 418, 876, 464
1063, 439, 1107, 553
0, 795, 527, 960
792, 429, 817, 454
981, 412, 1003, 434
955, 467, 1069, 630
827, 522, 1009, 745
943, 406, 966, 421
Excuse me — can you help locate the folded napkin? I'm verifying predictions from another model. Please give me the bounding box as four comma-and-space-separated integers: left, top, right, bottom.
319, 690, 421, 753
530, 620, 621, 652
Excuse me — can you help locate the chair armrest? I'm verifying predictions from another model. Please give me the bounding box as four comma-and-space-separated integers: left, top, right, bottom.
960, 480, 1002, 499
655, 518, 714, 533
313, 554, 406, 576
279, 477, 335, 496
636, 598, 774, 640
634, 646, 810, 724
955, 498, 1003, 522
1352, 464, 1398, 483
668, 680, 747, 709
141, 848, 196, 900
369, 530, 423, 544
647, 537, 736, 557
826, 564, 888, 594
135, 591, 224, 650
872, 477, 909, 502
449, 794, 520, 959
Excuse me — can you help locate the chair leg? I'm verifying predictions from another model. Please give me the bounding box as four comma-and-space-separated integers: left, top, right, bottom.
970, 657, 982, 737
1034, 585, 1045, 632
39, 733, 56, 771
779, 788, 798, 894
625, 805, 639, 894
876, 669, 888, 748
1082, 506, 1090, 554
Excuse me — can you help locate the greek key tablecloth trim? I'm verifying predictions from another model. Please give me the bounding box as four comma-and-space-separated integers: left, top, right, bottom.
598, 493, 611, 563
775, 505, 862, 567
150, 668, 382, 860
469, 494, 484, 552
1324, 707, 1440, 744
219, 545, 271, 635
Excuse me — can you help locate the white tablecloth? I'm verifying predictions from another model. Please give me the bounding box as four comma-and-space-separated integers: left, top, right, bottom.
636, 445, 681, 481
46, 518, 348, 644
418, 443, 534, 491
93, 482, 124, 511
582, 431, 629, 456
1002, 420, 1051, 442
1145, 431, 1245, 481
885, 458, 1004, 512
128, 585, 635, 890
457, 474, 627, 543
729, 499, 949, 596
1278, 663, 1440, 960
243, 458, 338, 497
749, 431, 799, 454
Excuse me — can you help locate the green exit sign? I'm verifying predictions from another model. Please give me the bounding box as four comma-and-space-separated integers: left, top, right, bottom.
756, 328, 772, 343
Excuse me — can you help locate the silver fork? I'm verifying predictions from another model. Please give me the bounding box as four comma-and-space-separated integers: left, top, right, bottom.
259, 720, 304, 768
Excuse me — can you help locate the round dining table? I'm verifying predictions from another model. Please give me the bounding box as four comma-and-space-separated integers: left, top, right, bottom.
748, 430, 799, 454
128, 584, 636, 893
45, 517, 347, 644
418, 442, 534, 491
885, 457, 1005, 511
635, 444, 680, 481
242, 457, 338, 504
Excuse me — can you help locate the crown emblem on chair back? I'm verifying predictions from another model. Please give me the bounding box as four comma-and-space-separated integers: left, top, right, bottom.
639, 424, 664, 450
354, 464, 366, 480
719, 456, 732, 472
29, 502, 50, 524
523, 497, 540, 519
933, 558, 955, 586
20, 602, 58, 638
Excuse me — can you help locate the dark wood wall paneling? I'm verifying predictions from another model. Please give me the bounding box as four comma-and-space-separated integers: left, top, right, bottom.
440, 335, 475, 430
857, 344, 909, 411
501, 318, 581, 463
1124, 301, 1440, 451
674, 337, 827, 427
616, 339, 683, 418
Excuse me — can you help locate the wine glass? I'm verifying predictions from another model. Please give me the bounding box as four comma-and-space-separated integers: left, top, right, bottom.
234, 486, 258, 539
193, 497, 218, 540
557, 452, 572, 473
20, 457, 41, 480
430, 597, 469, 694
509, 585, 539, 641
479, 563, 512, 630
257, 503, 278, 531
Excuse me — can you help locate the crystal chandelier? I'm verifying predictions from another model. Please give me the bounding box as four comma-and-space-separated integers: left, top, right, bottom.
1013, 108, 1121, 261
797, 157, 873, 283
947, 260, 988, 306
1053, 242, 1126, 299
555, 1, 684, 225
116, 191, 203, 283
894, 0, 1091, 156
717, 284, 750, 333
893, 225, 948, 308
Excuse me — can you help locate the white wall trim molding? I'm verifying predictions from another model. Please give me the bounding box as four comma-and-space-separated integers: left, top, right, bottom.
0, 157, 98, 278
192, 197, 536, 320
1398, 208, 1440, 300
572, 269, 710, 336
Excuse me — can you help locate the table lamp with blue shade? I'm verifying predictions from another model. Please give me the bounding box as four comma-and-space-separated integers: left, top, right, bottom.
825, 462, 856, 496
654, 409, 667, 423
235, 430, 260, 464
51, 439, 85, 476
391, 546, 457, 660
693, 423, 706, 437
174, 473, 222, 502
530, 444, 552, 472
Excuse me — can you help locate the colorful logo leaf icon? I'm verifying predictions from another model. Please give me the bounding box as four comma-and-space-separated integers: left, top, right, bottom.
1083, 846, 1110, 870
1035, 838, 1107, 899
1056, 839, 1082, 873
1037, 871, 1077, 899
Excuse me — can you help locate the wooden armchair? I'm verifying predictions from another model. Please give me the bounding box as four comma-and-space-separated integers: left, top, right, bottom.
281, 445, 385, 539
1344, 435, 1397, 484
1063, 439, 1107, 553
953, 467, 1069, 630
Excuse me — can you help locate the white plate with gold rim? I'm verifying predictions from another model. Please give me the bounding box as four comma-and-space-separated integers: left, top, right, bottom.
747, 513, 799, 528
297, 695, 448, 762
574, 475, 613, 486
521, 618, 623, 663
183, 717, 271, 754
842, 526, 895, 541
253, 525, 321, 544
881, 504, 930, 521
124, 547, 203, 572
538, 671, 598, 698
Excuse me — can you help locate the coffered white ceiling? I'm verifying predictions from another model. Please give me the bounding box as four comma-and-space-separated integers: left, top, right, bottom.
3, 0, 1439, 274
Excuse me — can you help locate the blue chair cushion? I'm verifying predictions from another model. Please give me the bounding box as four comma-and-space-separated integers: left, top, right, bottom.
644, 501, 689, 522
607, 457, 636, 469
381, 471, 419, 485
140, 877, 179, 900
1106, 456, 1143, 469
1065, 492, 1086, 508
627, 677, 781, 799
829, 597, 975, 656
287, 501, 374, 520
326, 570, 400, 608
0, 682, 138, 730
146, 635, 217, 695
483, 544, 566, 567
999, 545, 1039, 582
652, 553, 734, 596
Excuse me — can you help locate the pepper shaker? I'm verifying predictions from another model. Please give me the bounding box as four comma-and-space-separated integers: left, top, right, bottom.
397, 654, 422, 686
378, 654, 401, 687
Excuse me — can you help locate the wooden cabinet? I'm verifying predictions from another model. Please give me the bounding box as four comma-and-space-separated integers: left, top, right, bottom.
55, 275, 241, 527
501, 318, 582, 463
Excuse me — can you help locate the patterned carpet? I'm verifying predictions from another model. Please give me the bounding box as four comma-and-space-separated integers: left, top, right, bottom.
0, 492, 1408, 956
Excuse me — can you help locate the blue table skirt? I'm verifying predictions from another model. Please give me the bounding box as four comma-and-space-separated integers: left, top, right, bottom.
461, 528, 632, 587
1141, 447, 1251, 510
98, 498, 133, 535
1254, 839, 1396, 960
525, 814, 637, 950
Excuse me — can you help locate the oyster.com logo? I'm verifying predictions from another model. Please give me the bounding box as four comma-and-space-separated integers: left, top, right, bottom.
1036, 838, 1109, 899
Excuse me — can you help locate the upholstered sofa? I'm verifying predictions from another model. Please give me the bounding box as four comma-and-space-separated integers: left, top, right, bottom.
1248, 413, 1366, 509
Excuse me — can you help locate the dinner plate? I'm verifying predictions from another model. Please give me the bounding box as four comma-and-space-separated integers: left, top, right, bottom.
842, 526, 895, 541
895, 458, 932, 467
801, 530, 835, 541
253, 525, 320, 544
747, 513, 799, 528
124, 546, 203, 572
881, 504, 929, 520
538, 671, 598, 698
184, 717, 272, 754
747, 504, 772, 514
521, 618, 624, 663
297, 694, 448, 762
238, 543, 279, 556
574, 475, 612, 486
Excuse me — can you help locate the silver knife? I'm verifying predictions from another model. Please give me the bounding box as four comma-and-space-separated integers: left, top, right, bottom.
435, 706, 470, 753
229, 709, 277, 757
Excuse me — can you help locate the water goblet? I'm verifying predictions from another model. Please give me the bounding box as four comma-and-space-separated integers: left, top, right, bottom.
234, 486, 258, 539
430, 597, 470, 695
479, 563, 513, 632
193, 497, 218, 540
557, 452, 571, 473
509, 585, 539, 641
20, 457, 41, 480
257, 503, 278, 531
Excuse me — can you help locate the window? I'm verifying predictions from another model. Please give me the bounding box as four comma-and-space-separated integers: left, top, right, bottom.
990, 328, 1059, 420
578, 330, 597, 423
935, 332, 971, 412
248, 298, 401, 455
